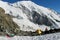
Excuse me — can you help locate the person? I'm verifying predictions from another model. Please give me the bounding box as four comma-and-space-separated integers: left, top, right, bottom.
45, 27, 48, 31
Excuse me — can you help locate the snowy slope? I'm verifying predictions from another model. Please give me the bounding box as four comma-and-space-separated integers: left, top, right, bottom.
0, 32, 60, 40
57, 14, 60, 18
0, 1, 60, 32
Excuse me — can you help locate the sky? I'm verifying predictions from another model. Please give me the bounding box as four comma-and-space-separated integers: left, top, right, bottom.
2, 0, 60, 13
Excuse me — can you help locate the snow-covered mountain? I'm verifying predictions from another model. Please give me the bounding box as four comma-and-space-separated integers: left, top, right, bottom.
0, 0, 60, 32
57, 14, 60, 18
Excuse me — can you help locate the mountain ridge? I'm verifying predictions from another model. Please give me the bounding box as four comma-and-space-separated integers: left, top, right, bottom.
0, 1, 60, 32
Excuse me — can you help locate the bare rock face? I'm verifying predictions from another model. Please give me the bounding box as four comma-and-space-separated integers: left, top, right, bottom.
0, 7, 5, 13
0, 7, 20, 35
30, 11, 52, 26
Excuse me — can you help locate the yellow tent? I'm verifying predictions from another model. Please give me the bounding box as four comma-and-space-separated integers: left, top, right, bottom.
35, 29, 42, 35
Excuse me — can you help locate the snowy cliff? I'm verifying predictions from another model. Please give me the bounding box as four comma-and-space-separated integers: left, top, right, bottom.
0, 1, 60, 32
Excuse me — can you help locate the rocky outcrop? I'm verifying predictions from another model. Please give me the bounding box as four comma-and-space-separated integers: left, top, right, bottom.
30, 11, 52, 26
0, 7, 20, 35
